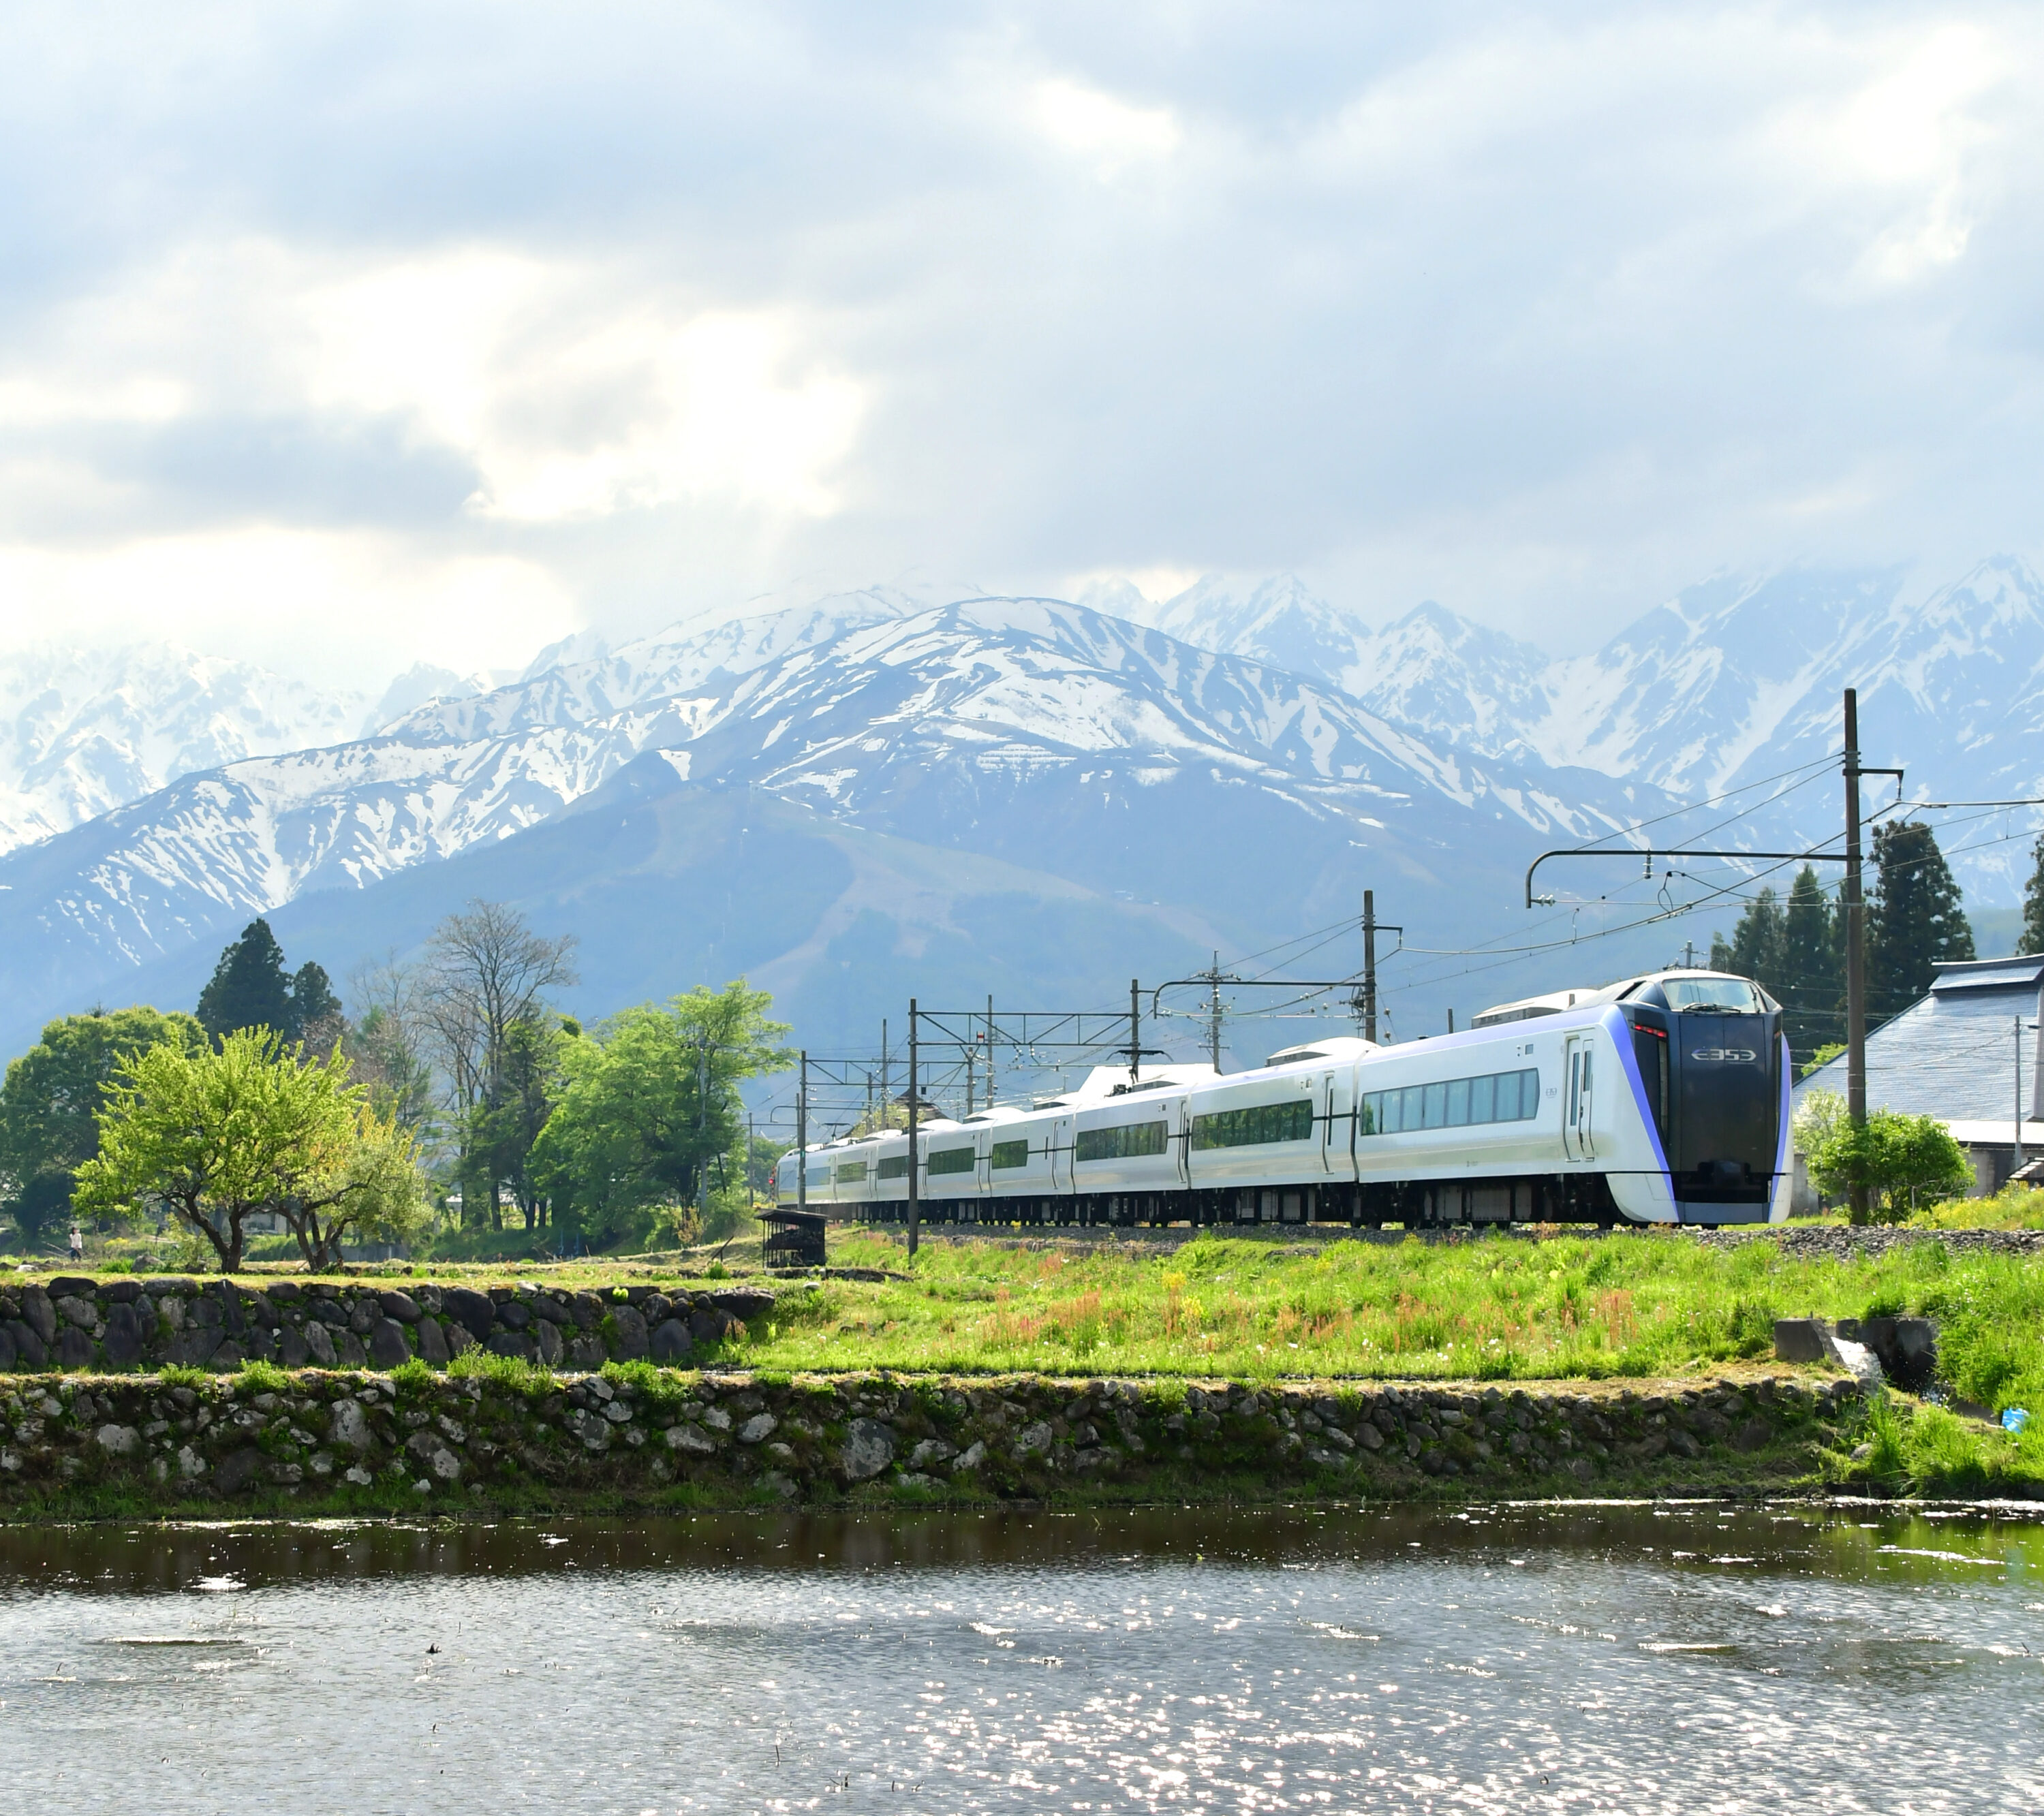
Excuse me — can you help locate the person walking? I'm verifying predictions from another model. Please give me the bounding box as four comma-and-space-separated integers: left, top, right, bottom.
68, 1223, 83, 1265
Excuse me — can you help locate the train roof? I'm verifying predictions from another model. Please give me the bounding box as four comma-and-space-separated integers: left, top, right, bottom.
1474, 967, 1776, 1027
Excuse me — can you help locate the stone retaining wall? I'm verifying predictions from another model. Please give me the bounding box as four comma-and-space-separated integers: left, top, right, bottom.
0, 1365, 1870, 1508
0, 1277, 775, 1374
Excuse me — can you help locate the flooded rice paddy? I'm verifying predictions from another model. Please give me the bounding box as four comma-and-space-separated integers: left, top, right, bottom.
1, 1501, 2039, 1812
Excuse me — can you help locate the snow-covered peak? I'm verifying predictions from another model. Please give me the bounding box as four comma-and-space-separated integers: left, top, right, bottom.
0, 641, 369, 852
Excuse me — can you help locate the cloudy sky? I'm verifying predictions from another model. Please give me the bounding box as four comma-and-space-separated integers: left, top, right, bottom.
1, 1, 2037, 690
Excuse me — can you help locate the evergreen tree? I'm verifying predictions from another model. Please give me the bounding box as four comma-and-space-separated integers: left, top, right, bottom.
1726, 886, 1785, 995
196, 919, 294, 1042
288, 961, 345, 1046
2020, 832, 2044, 958
1776, 864, 1840, 1066
1867, 821, 1975, 1019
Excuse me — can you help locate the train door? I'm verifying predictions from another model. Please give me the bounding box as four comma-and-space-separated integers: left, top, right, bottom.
1173, 1097, 1191, 1189
1320, 1071, 1341, 1176
1563, 1033, 1597, 1161
1049, 1116, 1073, 1191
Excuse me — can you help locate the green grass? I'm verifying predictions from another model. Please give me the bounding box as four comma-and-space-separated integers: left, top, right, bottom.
717, 1228, 2044, 1409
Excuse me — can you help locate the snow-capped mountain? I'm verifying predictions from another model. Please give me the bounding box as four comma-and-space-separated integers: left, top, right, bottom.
1135, 559, 2044, 898
0, 597, 1673, 1054
0, 643, 371, 853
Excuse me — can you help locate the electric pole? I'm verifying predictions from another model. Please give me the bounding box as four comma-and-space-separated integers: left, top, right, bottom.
1843, 688, 1868, 1220
1209, 953, 1223, 1073
880, 1018, 889, 1129
1362, 891, 1378, 1043
796, 1050, 807, 1217
1128, 977, 1142, 1082
987, 993, 996, 1105
905, 1000, 920, 1258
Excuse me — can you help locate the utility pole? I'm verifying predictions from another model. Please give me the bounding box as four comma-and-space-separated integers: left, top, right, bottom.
2017, 1016, 2027, 1176
965, 1041, 976, 1116
1843, 688, 1868, 1221
1209, 952, 1224, 1073
1682, 940, 1697, 969
1128, 977, 1142, 1082
796, 1050, 807, 1216
987, 994, 996, 1105
1362, 892, 1378, 1043
905, 1000, 920, 1258
880, 1018, 889, 1129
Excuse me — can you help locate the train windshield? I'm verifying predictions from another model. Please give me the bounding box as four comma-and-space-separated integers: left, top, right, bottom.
1664, 976, 1771, 1014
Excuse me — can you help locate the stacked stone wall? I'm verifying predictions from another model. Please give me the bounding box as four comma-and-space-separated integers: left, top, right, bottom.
0, 1365, 1871, 1508
0, 1277, 773, 1375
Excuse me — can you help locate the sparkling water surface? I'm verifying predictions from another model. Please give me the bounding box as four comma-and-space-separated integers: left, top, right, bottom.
1, 1501, 2039, 1813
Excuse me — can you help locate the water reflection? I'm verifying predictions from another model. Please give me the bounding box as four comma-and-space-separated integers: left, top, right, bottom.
1, 1501, 2039, 1812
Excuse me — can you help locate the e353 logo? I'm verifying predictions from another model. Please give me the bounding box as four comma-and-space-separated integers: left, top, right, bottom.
1688, 1048, 1757, 1063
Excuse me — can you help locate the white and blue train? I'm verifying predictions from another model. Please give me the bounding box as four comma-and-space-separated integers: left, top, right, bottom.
775, 969, 1792, 1230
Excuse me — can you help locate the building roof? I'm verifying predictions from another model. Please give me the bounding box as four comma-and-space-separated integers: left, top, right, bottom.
1793, 954, 2044, 1127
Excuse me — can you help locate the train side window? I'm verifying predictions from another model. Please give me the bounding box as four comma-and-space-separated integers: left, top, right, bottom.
1190, 1100, 1314, 1150
927, 1146, 976, 1176
990, 1139, 1028, 1170
1076, 1123, 1168, 1163
834, 1160, 867, 1183
877, 1156, 908, 1180
1358, 1068, 1540, 1138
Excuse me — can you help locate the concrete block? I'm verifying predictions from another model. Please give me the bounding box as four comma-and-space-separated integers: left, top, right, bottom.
1774, 1318, 1828, 1363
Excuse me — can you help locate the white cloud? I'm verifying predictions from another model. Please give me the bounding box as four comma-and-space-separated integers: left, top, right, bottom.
1032, 77, 1181, 175
300, 250, 865, 520
0, 2, 2040, 676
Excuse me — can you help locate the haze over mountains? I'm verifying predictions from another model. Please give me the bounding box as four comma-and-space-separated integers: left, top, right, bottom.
1, 558, 2037, 1066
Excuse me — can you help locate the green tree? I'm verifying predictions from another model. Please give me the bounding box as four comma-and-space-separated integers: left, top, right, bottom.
0, 1007, 208, 1247
531, 982, 791, 1249
74, 1029, 426, 1272
1868, 822, 1975, 1020
468, 1012, 568, 1232
1777, 865, 1841, 1066
2020, 832, 2044, 958
1806, 1107, 1972, 1225
290, 961, 345, 1048
196, 918, 295, 1042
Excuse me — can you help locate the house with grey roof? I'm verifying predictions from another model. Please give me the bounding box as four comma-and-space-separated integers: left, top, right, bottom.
1793, 954, 2044, 1195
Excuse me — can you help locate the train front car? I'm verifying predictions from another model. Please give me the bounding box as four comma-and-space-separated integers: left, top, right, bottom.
1611, 970, 1791, 1226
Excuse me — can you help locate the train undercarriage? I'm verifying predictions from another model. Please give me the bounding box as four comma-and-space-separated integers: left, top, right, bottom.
848, 1172, 1632, 1232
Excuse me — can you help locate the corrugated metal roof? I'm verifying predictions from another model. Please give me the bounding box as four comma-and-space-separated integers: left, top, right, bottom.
1794, 959, 2043, 1124
1930, 955, 2044, 995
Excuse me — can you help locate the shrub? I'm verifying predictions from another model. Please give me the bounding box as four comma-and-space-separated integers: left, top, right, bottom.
1808, 1109, 1972, 1224
390, 1358, 435, 1396
236, 1358, 291, 1393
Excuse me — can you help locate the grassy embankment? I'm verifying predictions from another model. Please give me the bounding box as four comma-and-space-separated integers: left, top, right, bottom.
22, 1221, 2044, 1497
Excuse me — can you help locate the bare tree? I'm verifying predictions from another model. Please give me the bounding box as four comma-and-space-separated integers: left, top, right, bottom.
343, 953, 438, 1138
419, 902, 578, 1227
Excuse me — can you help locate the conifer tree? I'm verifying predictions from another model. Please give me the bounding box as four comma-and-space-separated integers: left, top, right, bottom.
2020, 832, 2044, 958
1867, 821, 1975, 1019
195, 919, 294, 1042
1726, 886, 1785, 995
288, 961, 345, 1046
1776, 864, 1840, 1065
